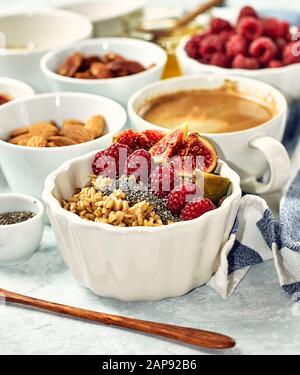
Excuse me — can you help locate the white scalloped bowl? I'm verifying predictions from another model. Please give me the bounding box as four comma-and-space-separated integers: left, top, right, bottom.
176, 36, 300, 103
43, 151, 242, 301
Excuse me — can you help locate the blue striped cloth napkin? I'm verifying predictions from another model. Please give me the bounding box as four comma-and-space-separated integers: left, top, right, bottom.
208, 99, 300, 300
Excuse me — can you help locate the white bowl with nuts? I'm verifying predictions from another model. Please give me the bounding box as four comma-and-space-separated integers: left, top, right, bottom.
43, 150, 241, 301
40, 38, 167, 106
0, 92, 127, 199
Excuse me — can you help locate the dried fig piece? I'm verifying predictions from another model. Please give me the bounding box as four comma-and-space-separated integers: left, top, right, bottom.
10, 126, 29, 138
107, 60, 145, 77
60, 126, 93, 143
85, 115, 106, 138
101, 52, 125, 63
90, 63, 114, 79
75, 70, 94, 79
48, 136, 77, 146
57, 52, 83, 77
80, 55, 102, 71
27, 135, 48, 147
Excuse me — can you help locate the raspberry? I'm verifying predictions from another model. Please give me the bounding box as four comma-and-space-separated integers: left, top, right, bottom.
167, 183, 199, 215
199, 34, 223, 56
113, 129, 140, 151
232, 54, 259, 69
238, 6, 258, 20
237, 16, 263, 41
180, 198, 215, 221
210, 18, 232, 33
92, 144, 132, 178
268, 60, 284, 68
249, 37, 277, 64
263, 18, 290, 40
275, 37, 287, 57
283, 42, 300, 65
218, 29, 236, 45
225, 34, 247, 58
150, 164, 177, 198
209, 52, 229, 67
127, 149, 152, 183
138, 130, 164, 150
185, 38, 199, 59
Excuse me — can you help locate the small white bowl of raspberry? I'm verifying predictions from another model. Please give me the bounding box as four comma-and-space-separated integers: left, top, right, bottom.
176, 5, 300, 102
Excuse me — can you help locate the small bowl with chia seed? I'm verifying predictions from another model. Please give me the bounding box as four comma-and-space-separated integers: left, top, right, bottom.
0, 193, 44, 266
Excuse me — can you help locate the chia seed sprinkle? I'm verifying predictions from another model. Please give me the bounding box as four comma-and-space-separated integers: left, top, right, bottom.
95, 175, 178, 224
0, 211, 35, 225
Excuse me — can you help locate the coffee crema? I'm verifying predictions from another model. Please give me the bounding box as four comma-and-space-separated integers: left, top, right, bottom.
140, 88, 275, 133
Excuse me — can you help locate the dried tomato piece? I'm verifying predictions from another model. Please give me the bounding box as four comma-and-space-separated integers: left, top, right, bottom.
90, 63, 114, 78
57, 52, 83, 77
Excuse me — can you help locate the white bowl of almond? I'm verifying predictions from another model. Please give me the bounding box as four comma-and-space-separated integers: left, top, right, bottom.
0, 92, 127, 198
43, 124, 242, 301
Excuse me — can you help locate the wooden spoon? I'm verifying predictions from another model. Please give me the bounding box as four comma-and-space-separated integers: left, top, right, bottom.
140, 0, 224, 39
0, 288, 235, 350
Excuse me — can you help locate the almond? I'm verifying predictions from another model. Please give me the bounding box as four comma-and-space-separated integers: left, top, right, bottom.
10, 126, 29, 138
48, 136, 77, 147
27, 122, 58, 138
27, 135, 48, 147
84, 115, 106, 139
60, 126, 93, 143
9, 134, 31, 145
48, 141, 57, 147
62, 119, 85, 129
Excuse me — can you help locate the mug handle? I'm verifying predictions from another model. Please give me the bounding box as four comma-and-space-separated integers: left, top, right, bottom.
241, 136, 291, 194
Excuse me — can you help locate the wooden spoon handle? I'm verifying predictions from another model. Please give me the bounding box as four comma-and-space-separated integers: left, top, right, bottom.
0, 288, 235, 350
174, 0, 223, 29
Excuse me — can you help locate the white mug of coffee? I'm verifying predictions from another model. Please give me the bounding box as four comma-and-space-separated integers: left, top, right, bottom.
128, 75, 290, 194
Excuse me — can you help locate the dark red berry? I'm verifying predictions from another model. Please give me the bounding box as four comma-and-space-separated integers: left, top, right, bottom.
283, 42, 300, 65
180, 198, 215, 221
113, 129, 140, 151
263, 18, 290, 40
237, 16, 263, 41
92, 144, 132, 178
167, 183, 199, 215
199, 34, 224, 56
210, 18, 233, 33
232, 54, 260, 69
238, 6, 258, 20
150, 164, 177, 198
209, 52, 229, 67
127, 149, 152, 183
138, 130, 164, 150
268, 60, 284, 68
226, 34, 248, 58
249, 37, 277, 64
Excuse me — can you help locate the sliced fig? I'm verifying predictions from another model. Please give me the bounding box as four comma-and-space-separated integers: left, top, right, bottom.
178, 133, 218, 173
197, 172, 231, 204
149, 123, 188, 163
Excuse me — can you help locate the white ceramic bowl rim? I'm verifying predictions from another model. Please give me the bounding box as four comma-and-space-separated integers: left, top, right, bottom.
0, 193, 44, 228
177, 36, 300, 75
128, 73, 288, 137
0, 8, 92, 56
40, 37, 167, 84
43, 151, 241, 233
0, 92, 127, 152
0, 77, 35, 95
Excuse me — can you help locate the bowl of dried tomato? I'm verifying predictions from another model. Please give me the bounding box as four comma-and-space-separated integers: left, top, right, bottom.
40, 38, 167, 107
